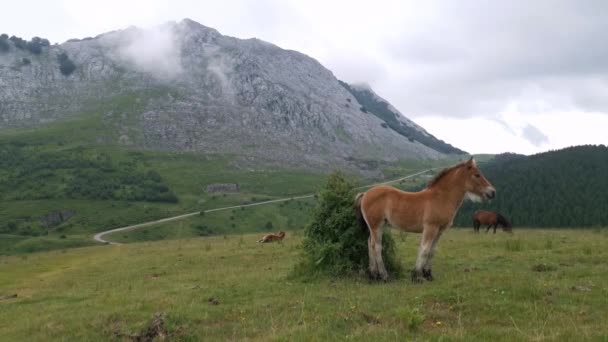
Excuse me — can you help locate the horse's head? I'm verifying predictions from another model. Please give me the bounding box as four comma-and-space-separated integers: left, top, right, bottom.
278, 231, 286, 238
499, 215, 513, 233
463, 158, 496, 202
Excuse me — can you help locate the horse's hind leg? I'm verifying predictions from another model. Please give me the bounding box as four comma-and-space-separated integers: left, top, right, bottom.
367, 236, 378, 279
370, 227, 389, 281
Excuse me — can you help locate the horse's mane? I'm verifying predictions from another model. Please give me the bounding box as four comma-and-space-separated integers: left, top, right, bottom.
427, 161, 467, 188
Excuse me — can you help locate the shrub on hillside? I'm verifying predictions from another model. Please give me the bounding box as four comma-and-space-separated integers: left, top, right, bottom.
0, 34, 9, 53
9, 35, 27, 49
57, 52, 76, 76
26, 37, 50, 54
294, 172, 402, 278
3, 35, 50, 54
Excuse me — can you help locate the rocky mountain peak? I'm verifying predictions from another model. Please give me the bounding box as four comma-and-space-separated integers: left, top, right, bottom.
0, 20, 464, 173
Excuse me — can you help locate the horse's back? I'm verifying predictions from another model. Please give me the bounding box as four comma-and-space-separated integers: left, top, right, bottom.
360, 185, 428, 232
361, 185, 419, 209
473, 210, 496, 223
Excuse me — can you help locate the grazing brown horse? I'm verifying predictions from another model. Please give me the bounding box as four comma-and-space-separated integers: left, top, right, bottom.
257, 231, 286, 243
355, 158, 495, 282
473, 210, 512, 234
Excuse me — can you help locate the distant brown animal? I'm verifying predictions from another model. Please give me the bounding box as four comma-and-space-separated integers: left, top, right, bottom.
257, 231, 286, 243
473, 210, 512, 234
355, 158, 496, 282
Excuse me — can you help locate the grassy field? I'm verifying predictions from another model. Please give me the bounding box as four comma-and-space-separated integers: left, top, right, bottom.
1, 228, 607, 341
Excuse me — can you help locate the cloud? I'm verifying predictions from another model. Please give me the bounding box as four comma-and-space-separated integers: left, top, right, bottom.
370, 1, 608, 120
205, 54, 237, 102
103, 23, 183, 79
521, 124, 549, 147
326, 53, 388, 84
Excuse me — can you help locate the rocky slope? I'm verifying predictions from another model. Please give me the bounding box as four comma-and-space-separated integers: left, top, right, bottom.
0, 19, 464, 171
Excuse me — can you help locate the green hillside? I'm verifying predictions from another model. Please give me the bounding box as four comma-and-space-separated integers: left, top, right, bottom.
454, 145, 608, 228
0, 114, 456, 254
0, 116, 320, 254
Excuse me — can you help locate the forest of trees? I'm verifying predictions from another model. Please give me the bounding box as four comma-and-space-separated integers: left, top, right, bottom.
453, 145, 608, 228
0, 144, 178, 204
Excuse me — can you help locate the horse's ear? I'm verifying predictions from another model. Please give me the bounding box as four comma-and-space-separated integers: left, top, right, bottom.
466, 156, 476, 169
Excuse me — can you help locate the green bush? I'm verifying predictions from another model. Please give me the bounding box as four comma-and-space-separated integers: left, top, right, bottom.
194, 225, 214, 236
0, 34, 9, 53
57, 52, 76, 76
26, 37, 49, 54
294, 172, 402, 278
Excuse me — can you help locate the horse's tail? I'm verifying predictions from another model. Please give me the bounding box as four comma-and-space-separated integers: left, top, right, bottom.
354, 192, 369, 234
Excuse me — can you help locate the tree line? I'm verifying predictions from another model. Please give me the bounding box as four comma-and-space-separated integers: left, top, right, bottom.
0, 34, 50, 54
453, 145, 608, 228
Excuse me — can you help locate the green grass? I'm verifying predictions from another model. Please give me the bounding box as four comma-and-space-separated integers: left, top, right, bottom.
107, 197, 317, 243
1, 228, 607, 340
0, 234, 97, 254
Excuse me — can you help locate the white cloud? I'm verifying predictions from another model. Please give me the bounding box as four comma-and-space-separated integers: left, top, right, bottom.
112, 24, 183, 79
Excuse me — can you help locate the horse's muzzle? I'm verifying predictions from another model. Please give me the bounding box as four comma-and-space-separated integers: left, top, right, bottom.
485, 188, 496, 200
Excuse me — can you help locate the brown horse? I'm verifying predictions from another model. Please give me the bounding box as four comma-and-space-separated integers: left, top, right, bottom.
355, 158, 495, 282
257, 231, 286, 243
473, 210, 512, 234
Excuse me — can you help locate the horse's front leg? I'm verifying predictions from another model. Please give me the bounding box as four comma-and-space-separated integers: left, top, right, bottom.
412, 226, 439, 283
423, 227, 446, 281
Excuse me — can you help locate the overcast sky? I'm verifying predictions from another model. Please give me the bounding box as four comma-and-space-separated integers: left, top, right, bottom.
4, 0, 608, 155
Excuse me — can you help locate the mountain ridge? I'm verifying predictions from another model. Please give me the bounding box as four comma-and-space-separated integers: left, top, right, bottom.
0, 19, 464, 172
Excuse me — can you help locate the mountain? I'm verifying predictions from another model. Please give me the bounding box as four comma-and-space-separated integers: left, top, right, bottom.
338, 82, 465, 154
453, 145, 608, 228
0, 19, 464, 172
